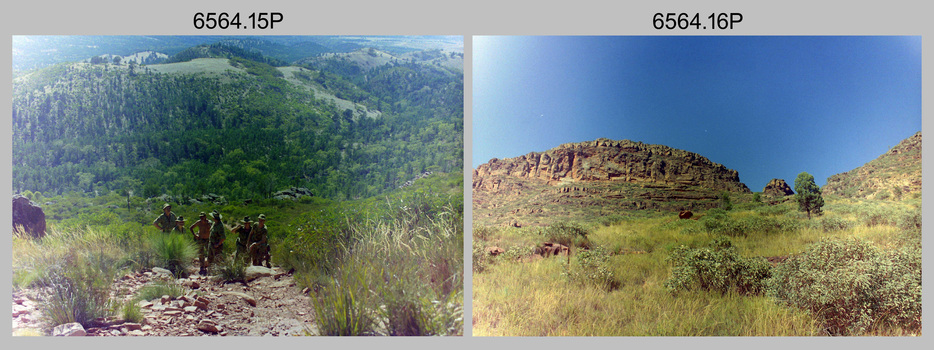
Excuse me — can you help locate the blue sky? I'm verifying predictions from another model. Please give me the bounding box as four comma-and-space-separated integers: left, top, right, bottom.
473, 36, 921, 189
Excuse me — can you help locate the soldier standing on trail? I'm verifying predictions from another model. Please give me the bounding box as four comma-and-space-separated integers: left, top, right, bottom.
248, 214, 271, 268
153, 203, 178, 233
233, 216, 253, 262
208, 210, 226, 266
190, 212, 212, 274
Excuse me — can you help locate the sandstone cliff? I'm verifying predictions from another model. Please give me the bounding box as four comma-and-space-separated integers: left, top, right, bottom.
474, 138, 750, 193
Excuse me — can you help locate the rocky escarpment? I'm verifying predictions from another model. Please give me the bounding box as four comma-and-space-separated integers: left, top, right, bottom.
762, 179, 794, 197
823, 131, 921, 200
474, 138, 750, 193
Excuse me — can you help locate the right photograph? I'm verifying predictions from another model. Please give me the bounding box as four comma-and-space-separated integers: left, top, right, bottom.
471, 36, 921, 336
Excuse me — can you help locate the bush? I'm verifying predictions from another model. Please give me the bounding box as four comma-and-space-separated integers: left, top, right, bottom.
897, 207, 921, 232
151, 233, 195, 277
543, 222, 591, 248
38, 253, 117, 328
564, 247, 620, 292
665, 237, 770, 295
214, 255, 247, 283
311, 268, 376, 336
136, 280, 187, 301
120, 300, 143, 323
819, 216, 851, 232
767, 239, 921, 335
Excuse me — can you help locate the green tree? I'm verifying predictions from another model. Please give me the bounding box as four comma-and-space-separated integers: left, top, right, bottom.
794, 172, 824, 219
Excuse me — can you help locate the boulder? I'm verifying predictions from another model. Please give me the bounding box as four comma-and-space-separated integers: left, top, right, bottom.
53, 322, 87, 336
197, 319, 220, 333
762, 179, 794, 197
536, 242, 569, 257
244, 266, 274, 281
485, 246, 505, 256
12, 195, 46, 238
678, 210, 693, 219
222, 292, 257, 307
151, 267, 174, 278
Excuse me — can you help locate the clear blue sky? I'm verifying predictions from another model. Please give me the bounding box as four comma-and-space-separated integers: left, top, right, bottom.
473, 36, 921, 189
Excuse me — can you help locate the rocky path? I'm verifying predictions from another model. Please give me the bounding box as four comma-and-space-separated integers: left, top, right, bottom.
12, 265, 318, 336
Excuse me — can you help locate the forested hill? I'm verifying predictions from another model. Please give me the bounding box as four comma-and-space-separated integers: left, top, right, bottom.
12, 44, 463, 202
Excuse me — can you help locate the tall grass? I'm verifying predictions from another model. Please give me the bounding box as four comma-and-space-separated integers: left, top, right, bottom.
150, 233, 196, 277
309, 191, 464, 336
473, 195, 919, 336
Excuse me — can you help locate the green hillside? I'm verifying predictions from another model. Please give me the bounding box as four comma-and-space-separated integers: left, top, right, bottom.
12, 43, 463, 202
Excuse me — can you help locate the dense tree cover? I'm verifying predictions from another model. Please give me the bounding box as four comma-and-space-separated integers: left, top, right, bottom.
12, 49, 463, 202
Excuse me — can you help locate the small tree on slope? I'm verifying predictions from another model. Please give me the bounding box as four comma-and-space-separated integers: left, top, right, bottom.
794, 172, 824, 219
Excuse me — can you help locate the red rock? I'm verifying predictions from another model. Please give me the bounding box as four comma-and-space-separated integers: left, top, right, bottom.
12, 195, 46, 238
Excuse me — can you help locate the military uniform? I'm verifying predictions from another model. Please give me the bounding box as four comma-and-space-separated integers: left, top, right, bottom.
153, 203, 178, 234
172, 216, 186, 234
233, 217, 253, 261
249, 214, 271, 267
208, 211, 226, 265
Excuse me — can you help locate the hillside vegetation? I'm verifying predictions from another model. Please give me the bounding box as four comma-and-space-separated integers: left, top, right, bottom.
13, 41, 463, 202
473, 194, 920, 336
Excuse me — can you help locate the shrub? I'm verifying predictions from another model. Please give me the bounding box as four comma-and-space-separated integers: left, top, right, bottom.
136, 280, 187, 301
311, 268, 376, 336
151, 233, 195, 277
819, 216, 851, 232
897, 207, 921, 232
214, 255, 247, 283
719, 191, 733, 211
543, 222, 591, 248
564, 247, 620, 292
665, 237, 771, 295
767, 239, 921, 335
38, 253, 117, 328
120, 300, 143, 323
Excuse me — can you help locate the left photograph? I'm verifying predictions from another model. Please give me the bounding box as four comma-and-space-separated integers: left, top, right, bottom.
11, 35, 465, 336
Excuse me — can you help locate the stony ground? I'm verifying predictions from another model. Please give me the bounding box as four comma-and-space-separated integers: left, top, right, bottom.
12, 264, 319, 336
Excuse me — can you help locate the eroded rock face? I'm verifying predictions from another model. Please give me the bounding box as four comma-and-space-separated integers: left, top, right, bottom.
12, 195, 46, 238
762, 179, 794, 197
474, 138, 750, 193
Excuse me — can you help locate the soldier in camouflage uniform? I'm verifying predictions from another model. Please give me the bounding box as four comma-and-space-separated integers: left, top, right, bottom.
208, 210, 226, 266
233, 216, 253, 262
173, 216, 186, 234
248, 214, 271, 268
189, 212, 212, 274
152, 203, 178, 233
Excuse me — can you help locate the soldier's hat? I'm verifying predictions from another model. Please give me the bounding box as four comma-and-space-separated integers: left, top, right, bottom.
242, 216, 252, 223
258, 214, 266, 220
199, 212, 207, 218
163, 203, 172, 210
212, 210, 221, 220
177, 216, 185, 222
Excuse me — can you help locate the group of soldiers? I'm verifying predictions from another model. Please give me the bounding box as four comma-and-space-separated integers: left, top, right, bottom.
153, 203, 271, 275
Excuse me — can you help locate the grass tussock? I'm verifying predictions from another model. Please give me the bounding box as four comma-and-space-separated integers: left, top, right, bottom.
308, 185, 464, 336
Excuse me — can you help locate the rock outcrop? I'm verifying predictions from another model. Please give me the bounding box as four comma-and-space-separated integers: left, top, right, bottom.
762, 179, 794, 197
12, 195, 46, 238
823, 131, 921, 200
474, 138, 750, 193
